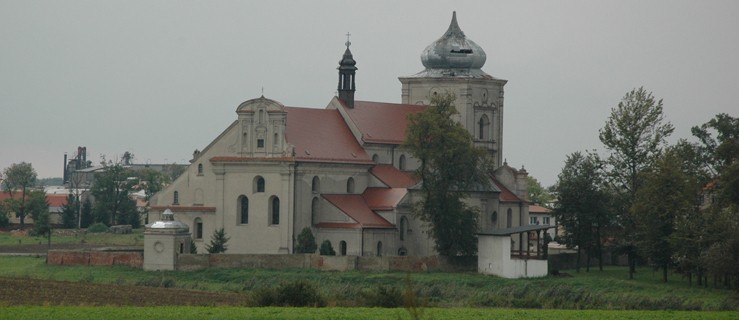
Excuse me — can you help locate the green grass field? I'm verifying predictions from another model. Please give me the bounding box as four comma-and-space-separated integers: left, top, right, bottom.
0, 256, 736, 310
2, 306, 737, 320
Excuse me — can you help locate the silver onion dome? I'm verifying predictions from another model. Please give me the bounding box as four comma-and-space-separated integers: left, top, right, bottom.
421, 11, 486, 71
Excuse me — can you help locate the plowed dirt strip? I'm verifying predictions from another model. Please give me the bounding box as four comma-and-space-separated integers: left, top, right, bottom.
0, 277, 249, 306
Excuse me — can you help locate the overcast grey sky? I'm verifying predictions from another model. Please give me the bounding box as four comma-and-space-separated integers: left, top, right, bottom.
1, 0, 737, 187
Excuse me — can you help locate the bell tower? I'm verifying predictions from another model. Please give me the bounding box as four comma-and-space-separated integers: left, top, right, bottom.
337, 33, 357, 108
398, 12, 507, 167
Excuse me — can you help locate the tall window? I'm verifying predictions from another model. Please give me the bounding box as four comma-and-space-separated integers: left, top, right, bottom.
239, 195, 249, 224
197, 163, 203, 175
399, 155, 406, 171
506, 208, 513, 228
255, 176, 265, 193
491, 211, 498, 226
376, 241, 383, 257
270, 196, 280, 225
312, 176, 320, 193
478, 114, 490, 140
311, 197, 319, 225
194, 218, 203, 239
340, 241, 347, 256
173, 191, 179, 205
400, 216, 409, 241
346, 177, 355, 194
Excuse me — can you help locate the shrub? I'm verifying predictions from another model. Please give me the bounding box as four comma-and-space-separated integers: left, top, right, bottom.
0, 212, 9, 227
361, 285, 402, 308
295, 227, 317, 254
319, 240, 336, 256
253, 280, 325, 307
206, 228, 229, 253
276, 280, 325, 307
190, 238, 198, 254
87, 223, 109, 233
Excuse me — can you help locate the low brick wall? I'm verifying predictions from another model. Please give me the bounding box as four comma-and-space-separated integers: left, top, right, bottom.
47, 249, 143, 268
177, 254, 476, 272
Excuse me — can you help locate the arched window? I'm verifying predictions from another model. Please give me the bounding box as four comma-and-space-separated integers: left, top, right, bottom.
238, 195, 249, 224
399, 216, 408, 241
399, 155, 406, 171
346, 177, 355, 194
173, 191, 179, 205
478, 114, 491, 140
339, 241, 347, 256
376, 241, 383, 257
372, 154, 379, 163
270, 196, 280, 225
491, 211, 498, 226
254, 176, 265, 193
312, 176, 320, 193
273, 133, 279, 146
311, 197, 319, 225
197, 163, 203, 175
194, 217, 203, 239
506, 208, 513, 228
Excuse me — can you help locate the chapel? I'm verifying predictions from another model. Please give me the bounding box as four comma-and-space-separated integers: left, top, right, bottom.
150, 12, 531, 256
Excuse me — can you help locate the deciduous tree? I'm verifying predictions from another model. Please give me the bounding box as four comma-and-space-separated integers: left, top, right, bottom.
91, 161, 137, 226
2, 162, 38, 228
598, 87, 674, 278
554, 151, 611, 271
405, 92, 491, 256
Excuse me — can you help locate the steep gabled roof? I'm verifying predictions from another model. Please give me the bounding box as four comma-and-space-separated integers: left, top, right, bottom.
370, 165, 419, 188
339, 100, 426, 145
362, 187, 407, 211
322, 194, 394, 229
492, 178, 524, 203
285, 107, 373, 164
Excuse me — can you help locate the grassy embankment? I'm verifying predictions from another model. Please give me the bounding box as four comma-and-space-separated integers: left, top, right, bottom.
0, 256, 736, 311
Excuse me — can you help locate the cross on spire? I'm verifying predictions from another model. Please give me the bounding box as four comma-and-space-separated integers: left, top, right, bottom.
345, 32, 351, 48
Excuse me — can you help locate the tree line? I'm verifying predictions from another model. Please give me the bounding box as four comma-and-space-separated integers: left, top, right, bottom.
0, 155, 180, 233
553, 87, 738, 289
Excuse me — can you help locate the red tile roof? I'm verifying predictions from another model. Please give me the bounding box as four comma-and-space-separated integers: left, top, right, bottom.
284, 107, 373, 164
46, 194, 68, 207
370, 165, 419, 188
314, 222, 361, 229
322, 194, 395, 229
492, 178, 524, 202
529, 204, 551, 214
340, 100, 426, 145
0, 192, 67, 207
362, 188, 407, 210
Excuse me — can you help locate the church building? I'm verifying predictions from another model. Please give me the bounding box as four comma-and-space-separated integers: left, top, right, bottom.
150, 12, 531, 256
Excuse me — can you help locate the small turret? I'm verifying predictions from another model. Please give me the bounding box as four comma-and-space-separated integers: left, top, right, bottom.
337, 33, 357, 108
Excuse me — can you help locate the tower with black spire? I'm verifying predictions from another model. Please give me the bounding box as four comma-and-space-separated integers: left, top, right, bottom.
337, 34, 357, 108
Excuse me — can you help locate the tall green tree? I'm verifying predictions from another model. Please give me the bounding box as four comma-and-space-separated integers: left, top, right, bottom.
60, 194, 79, 229
691, 113, 739, 289
632, 150, 696, 282
2, 162, 38, 228
26, 190, 50, 239
91, 161, 137, 226
598, 87, 674, 279
554, 151, 611, 271
405, 92, 491, 256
